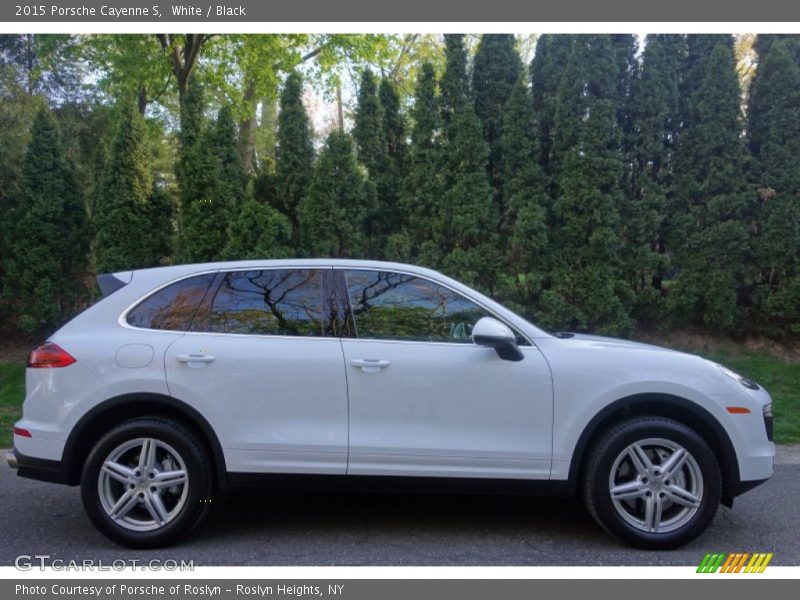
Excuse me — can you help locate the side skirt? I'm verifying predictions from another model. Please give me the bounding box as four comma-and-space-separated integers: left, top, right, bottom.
225, 472, 574, 497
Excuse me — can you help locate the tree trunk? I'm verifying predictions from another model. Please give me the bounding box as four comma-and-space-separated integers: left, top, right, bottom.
239, 79, 258, 174
155, 34, 210, 111
336, 83, 344, 131
176, 71, 188, 107
137, 86, 148, 116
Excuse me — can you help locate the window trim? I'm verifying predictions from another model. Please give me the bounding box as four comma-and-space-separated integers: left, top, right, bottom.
119, 264, 534, 346
336, 267, 533, 347
119, 266, 340, 339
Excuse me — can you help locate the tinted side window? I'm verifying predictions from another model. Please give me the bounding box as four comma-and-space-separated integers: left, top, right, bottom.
126, 273, 216, 331
209, 269, 330, 337
344, 270, 487, 343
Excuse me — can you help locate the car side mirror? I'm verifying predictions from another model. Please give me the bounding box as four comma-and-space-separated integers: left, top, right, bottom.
471, 317, 524, 362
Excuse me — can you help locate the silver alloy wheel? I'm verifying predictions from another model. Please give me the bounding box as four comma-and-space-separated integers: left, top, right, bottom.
98, 438, 189, 532
608, 437, 703, 534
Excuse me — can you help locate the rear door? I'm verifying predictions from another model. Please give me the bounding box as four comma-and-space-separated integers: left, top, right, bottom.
164, 267, 349, 475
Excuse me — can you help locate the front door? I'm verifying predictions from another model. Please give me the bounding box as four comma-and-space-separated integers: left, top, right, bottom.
338, 269, 553, 480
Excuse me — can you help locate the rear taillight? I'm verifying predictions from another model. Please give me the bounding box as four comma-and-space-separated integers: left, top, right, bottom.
27, 342, 76, 368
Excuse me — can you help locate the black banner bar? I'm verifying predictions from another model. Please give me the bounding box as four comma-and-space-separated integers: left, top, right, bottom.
4, 0, 800, 23
3, 579, 796, 600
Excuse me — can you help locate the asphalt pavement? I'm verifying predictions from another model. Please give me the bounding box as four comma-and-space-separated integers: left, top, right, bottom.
1, 450, 797, 566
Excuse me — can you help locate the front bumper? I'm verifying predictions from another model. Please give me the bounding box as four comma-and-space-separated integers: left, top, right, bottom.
734, 477, 771, 497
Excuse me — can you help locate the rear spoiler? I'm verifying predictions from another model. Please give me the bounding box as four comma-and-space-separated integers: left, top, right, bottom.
97, 271, 133, 297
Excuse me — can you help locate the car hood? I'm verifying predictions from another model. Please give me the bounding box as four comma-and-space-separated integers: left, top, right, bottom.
553, 333, 681, 354
536, 332, 744, 397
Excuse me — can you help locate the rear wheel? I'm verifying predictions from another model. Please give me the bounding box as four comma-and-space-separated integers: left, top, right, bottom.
81, 417, 213, 548
582, 416, 722, 549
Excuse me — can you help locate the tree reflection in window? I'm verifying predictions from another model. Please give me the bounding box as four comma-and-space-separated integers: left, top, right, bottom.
127, 273, 216, 331
344, 270, 487, 343
210, 269, 330, 337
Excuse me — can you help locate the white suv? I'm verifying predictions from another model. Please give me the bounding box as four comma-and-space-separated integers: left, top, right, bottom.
8, 260, 774, 549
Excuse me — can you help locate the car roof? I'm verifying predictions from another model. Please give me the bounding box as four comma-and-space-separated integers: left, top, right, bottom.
117, 259, 447, 280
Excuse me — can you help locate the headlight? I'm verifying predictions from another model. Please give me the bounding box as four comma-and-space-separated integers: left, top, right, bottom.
717, 363, 760, 391
763, 403, 773, 418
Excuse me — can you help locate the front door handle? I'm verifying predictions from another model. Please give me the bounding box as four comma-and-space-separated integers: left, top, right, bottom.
351, 358, 391, 373
176, 354, 215, 368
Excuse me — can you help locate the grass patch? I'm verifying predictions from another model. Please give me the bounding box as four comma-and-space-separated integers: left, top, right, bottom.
0, 362, 25, 448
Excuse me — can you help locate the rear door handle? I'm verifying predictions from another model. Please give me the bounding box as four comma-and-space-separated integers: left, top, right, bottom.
351, 358, 391, 373
176, 354, 215, 367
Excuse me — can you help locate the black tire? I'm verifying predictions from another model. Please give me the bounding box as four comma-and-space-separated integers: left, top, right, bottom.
81, 417, 214, 548
582, 416, 722, 549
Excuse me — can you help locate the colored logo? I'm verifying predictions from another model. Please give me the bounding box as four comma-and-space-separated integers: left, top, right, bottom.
697, 552, 773, 573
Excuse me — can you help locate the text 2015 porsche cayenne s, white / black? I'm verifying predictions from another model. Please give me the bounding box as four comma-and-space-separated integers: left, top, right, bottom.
8, 259, 774, 548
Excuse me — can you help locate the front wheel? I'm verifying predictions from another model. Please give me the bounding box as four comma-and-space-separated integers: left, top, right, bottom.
81, 417, 214, 548
582, 416, 722, 549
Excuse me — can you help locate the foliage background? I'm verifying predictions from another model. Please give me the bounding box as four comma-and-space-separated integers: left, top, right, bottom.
1, 33, 799, 343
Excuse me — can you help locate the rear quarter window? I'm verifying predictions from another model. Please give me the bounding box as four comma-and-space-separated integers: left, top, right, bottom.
126, 273, 217, 331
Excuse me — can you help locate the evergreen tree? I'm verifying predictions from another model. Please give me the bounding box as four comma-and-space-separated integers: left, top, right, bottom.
298, 130, 370, 258
679, 35, 731, 130
94, 103, 158, 273
530, 35, 575, 179
670, 41, 754, 333
545, 35, 632, 335
499, 76, 549, 312
440, 35, 470, 127
753, 34, 800, 69
275, 71, 314, 246
472, 34, 522, 198
748, 41, 800, 333
611, 34, 638, 146
174, 78, 214, 261
147, 183, 174, 263
353, 69, 385, 173
224, 197, 294, 260
175, 77, 209, 217
624, 34, 683, 320
87, 134, 109, 224
178, 105, 242, 262
352, 68, 388, 255
438, 34, 499, 291
212, 104, 248, 213
378, 78, 407, 251
397, 62, 442, 262
3, 108, 88, 332
611, 34, 638, 217
352, 74, 408, 258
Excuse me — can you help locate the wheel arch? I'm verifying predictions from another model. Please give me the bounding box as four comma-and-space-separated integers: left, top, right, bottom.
62, 393, 227, 488
567, 393, 740, 507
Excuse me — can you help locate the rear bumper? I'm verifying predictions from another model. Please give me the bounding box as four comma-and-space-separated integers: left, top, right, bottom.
6, 447, 70, 485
